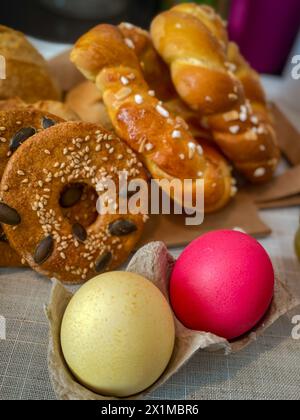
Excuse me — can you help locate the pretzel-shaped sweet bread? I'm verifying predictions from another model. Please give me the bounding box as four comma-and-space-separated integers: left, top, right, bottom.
151, 3, 280, 183
71, 24, 234, 213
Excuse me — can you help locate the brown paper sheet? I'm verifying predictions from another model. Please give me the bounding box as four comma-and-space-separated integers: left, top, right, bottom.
46, 242, 300, 400
248, 165, 300, 204
143, 192, 271, 247
258, 195, 300, 210
271, 104, 300, 166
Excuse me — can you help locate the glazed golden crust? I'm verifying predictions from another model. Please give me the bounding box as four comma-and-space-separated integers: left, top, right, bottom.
0, 109, 63, 181
1, 121, 147, 284
66, 81, 113, 129
151, 8, 244, 115
0, 25, 61, 102
150, 4, 280, 183
119, 23, 176, 102
71, 24, 234, 213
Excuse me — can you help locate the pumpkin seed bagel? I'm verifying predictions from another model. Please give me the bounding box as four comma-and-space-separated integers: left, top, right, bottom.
0, 121, 147, 283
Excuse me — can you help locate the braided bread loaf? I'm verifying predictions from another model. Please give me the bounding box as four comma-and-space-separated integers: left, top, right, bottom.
71, 24, 234, 213
119, 23, 214, 141
151, 3, 280, 183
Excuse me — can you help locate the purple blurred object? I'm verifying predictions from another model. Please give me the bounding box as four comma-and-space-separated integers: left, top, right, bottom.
228, 0, 300, 74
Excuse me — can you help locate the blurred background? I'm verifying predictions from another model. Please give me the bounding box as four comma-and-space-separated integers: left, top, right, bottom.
1, 0, 299, 75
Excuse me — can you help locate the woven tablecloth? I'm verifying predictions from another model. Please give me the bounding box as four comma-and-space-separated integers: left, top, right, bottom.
0, 206, 300, 400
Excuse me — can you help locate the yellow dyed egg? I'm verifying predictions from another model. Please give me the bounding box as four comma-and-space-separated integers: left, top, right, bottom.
60, 271, 175, 397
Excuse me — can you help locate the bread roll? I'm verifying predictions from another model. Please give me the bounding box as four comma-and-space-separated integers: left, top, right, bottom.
0, 25, 61, 103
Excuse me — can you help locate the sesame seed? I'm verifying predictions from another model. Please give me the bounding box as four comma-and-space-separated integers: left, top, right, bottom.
251, 115, 259, 125
156, 104, 170, 118
125, 38, 135, 49
44, 149, 51, 155
123, 22, 134, 29
205, 96, 213, 102
188, 142, 196, 159
197, 171, 204, 177
254, 167, 266, 178
17, 170, 25, 176
231, 186, 238, 197
121, 76, 129, 86
145, 143, 154, 152
197, 145, 204, 156
0, 137, 7, 143
115, 87, 132, 101
233, 227, 246, 233
257, 126, 265, 134
134, 94, 143, 104
225, 62, 237, 73
172, 130, 182, 139
240, 113, 247, 122
229, 93, 238, 101
0, 127, 6, 131
245, 130, 258, 141
260, 145, 266, 152
229, 125, 240, 134
38, 181, 43, 187
223, 111, 239, 122
179, 153, 185, 160
127, 73, 136, 80
21, 178, 29, 184
148, 90, 155, 97
95, 145, 101, 152
3, 185, 9, 191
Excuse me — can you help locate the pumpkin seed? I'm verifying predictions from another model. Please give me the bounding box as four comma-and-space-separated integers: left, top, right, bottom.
34, 235, 54, 265
95, 251, 112, 273
9, 127, 36, 152
109, 219, 137, 236
42, 117, 56, 129
72, 223, 87, 242
0, 203, 21, 225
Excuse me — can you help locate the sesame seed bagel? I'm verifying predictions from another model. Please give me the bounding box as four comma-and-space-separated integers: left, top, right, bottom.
0, 121, 147, 283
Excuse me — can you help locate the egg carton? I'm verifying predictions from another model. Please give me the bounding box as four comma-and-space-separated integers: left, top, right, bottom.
45, 241, 299, 400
